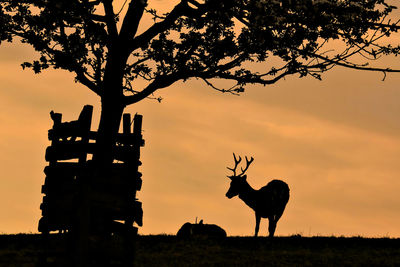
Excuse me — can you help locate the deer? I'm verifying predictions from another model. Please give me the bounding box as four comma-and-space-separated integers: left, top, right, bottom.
225, 153, 290, 237
177, 218, 227, 238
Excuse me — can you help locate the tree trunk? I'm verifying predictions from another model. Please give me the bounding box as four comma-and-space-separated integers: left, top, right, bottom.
94, 47, 128, 168
89, 93, 124, 240
94, 96, 125, 167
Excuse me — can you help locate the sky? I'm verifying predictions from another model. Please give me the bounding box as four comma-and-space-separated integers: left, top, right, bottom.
1, 1, 400, 237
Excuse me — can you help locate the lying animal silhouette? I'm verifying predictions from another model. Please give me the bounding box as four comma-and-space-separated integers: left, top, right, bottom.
177, 219, 227, 238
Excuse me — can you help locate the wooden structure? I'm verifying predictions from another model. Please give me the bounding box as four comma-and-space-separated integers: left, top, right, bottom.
38, 105, 144, 236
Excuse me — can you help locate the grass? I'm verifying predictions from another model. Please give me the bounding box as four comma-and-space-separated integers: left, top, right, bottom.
0, 234, 399, 266
134, 235, 400, 266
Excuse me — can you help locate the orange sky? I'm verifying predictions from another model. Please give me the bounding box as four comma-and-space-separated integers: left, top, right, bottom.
1, 1, 400, 237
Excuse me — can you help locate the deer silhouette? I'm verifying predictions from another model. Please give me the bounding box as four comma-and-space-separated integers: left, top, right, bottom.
177, 219, 227, 238
225, 153, 290, 237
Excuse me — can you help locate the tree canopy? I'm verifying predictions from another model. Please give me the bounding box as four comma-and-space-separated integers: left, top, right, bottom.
1, 0, 400, 107
2, 0, 400, 164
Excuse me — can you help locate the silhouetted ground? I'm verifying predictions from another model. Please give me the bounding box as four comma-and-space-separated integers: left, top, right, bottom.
0, 234, 399, 266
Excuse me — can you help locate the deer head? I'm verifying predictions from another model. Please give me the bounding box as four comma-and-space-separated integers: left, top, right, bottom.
226, 153, 254, 199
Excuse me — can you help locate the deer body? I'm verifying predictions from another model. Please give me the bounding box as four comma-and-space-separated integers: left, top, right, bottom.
226, 154, 290, 237
177, 219, 227, 238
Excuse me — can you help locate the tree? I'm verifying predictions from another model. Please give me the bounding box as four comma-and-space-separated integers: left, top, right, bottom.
1, 0, 400, 164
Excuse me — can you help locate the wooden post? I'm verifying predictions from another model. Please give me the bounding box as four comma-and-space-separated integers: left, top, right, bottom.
123, 113, 131, 135
122, 113, 134, 265
49, 111, 62, 166
122, 113, 133, 226
74, 105, 93, 267
78, 105, 93, 163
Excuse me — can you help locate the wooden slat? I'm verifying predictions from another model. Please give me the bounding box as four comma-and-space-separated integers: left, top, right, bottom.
113, 146, 141, 163
102, 201, 142, 224
110, 220, 138, 236
44, 162, 82, 175
40, 212, 73, 225
93, 176, 142, 194
38, 216, 71, 233
48, 125, 84, 141
45, 143, 96, 162
90, 191, 132, 209
115, 134, 145, 146
42, 178, 76, 194
46, 143, 142, 162
44, 164, 142, 191
40, 194, 75, 212
87, 131, 144, 145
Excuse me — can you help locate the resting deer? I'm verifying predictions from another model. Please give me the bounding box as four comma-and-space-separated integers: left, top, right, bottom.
177, 219, 227, 238
225, 153, 290, 237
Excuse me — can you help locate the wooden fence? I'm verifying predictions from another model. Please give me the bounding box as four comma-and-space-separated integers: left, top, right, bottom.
38, 105, 144, 236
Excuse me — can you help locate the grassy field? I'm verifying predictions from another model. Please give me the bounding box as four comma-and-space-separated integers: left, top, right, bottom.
0, 234, 399, 266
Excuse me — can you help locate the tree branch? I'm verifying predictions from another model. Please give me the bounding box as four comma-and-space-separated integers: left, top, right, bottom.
124, 73, 180, 105
303, 50, 400, 75
76, 71, 102, 96
119, 0, 146, 43
128, 1, 200, 53
90, 14, 107, 22
102, 0, 118, 40
214, 70, 293, 87
200, 78, 242, 95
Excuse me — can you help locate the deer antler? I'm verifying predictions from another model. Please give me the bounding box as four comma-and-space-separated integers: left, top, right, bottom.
227, 153, 242, 177
239, 156, 254, 176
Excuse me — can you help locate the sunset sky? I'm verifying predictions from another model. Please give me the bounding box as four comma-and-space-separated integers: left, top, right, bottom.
1, 1, 400, 237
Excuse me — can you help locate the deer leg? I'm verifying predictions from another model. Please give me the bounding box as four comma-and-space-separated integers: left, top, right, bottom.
274, 210, 284, 223
268, 217, 277, 238
255, 214, 261, 237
